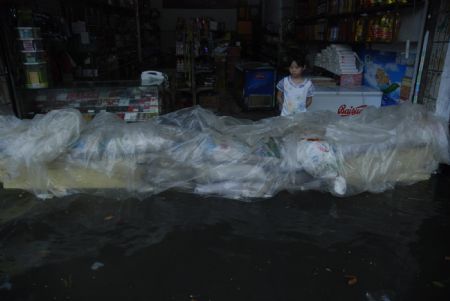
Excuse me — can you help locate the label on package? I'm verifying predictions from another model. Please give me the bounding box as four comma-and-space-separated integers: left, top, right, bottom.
337, 105, 368, 116
124, 112, 138, 121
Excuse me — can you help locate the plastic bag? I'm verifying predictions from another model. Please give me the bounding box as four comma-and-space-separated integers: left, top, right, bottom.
0, 104, 448, 200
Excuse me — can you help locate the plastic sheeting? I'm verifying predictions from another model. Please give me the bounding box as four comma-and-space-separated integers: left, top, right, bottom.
0, 104, 449, 200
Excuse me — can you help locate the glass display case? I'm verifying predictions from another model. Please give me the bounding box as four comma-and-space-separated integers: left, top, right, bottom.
17, 80, 170, 122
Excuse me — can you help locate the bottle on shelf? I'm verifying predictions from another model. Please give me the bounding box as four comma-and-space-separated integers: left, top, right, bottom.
366, 16, 377, 42
380, 14, 392, 42
354, 17, 366, 42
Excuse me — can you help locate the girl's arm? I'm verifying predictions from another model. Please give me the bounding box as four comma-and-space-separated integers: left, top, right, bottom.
277, 91, 284, 106
306, 81, 314, 108
306, 96, 312, 108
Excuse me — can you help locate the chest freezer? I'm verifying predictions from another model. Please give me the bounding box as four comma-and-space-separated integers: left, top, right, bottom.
308, 85, 382, 116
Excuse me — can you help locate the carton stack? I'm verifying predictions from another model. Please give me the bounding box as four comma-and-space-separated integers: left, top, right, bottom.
315, 44, 359, 75
315, 44, 362, 86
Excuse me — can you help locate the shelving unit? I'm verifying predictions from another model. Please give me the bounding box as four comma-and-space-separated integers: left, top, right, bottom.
294, 0, 425, 44
175, 17, 217, 106
259, 0, 299, 70
417, 0, 450, 108
0, 7, 20, 116
139, 1, 161, 67
0, 51, 12, 110
237, 4, 262, 58
77, 0, 135, 15
58, 0, 158, 81
61, 0, 141, 81
260, 32, 280, 66
298, 0, 420, 23
175, 18, 193, 101
0, 0, 164, 118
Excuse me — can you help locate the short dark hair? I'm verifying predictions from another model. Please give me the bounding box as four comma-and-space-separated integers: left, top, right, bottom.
288, 53, 306, 67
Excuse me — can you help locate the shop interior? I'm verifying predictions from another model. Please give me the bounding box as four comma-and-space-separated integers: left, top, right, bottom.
1, 2, 450, 300
1, 0, 447, 122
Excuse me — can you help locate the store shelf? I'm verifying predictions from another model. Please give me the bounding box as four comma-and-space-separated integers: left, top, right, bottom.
297, 1, 424, 24
174, 17, 218, 106
176, 87, 191, 92
295, 4, 416, 45
194, 54, 212, 59
296, 39, 377, 44
175, 87, 215, 94
75, 59, 140, 79
195, 70, 215, 74
79, 0, 135, 16
263, 32, 279, 37
196, 87, 214, 93
262, 40, 280, 46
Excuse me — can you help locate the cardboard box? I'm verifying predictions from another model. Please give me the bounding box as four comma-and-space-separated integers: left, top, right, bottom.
339, 73, 363, 87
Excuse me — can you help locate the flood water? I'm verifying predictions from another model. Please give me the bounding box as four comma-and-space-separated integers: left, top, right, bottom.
0, 167, 449, 301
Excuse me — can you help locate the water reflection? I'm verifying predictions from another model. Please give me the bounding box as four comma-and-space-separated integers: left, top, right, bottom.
0, 173, 448, 300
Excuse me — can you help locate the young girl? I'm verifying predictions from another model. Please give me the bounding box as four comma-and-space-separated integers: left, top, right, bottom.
276, 55, 315, 116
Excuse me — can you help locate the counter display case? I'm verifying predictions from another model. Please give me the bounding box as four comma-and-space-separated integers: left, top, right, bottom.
17, 81, 169, 122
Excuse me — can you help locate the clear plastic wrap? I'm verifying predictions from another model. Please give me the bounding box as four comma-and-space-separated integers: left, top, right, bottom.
0, 104, 448, 200
0, 110, 84, 198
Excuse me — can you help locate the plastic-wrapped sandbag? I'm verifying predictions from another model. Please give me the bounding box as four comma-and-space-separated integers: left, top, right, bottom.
0, 110, 84, 198
0, 110, 83, 163
326, 105, 449, 194
0, 104, 448, 200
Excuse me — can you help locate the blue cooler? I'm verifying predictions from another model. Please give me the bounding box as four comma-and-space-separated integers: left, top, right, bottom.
235, 62, 276, 110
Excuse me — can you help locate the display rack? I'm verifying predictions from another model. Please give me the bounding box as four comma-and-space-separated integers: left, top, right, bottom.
139, 1, 161, 67
61, 0, 140, 81
294, 0, 425, 44
258, 0, 298, 69
0, 0, 164, 118
175, 17, 216, 106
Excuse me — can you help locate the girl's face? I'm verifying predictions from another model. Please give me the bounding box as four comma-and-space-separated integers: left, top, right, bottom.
289, 61, 305, 77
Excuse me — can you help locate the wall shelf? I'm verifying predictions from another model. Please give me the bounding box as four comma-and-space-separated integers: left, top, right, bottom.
78, 0, 135, 16
297, 1, 424, 24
